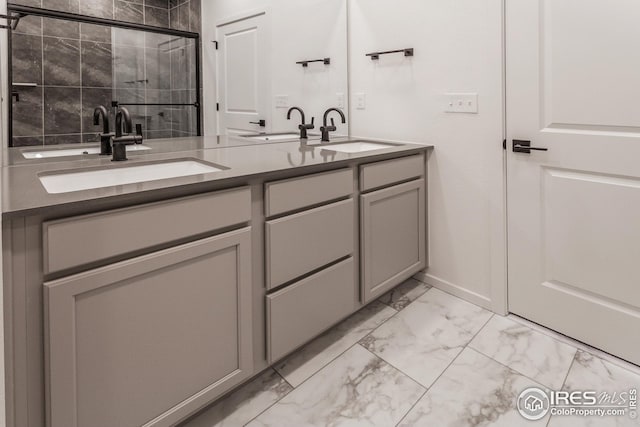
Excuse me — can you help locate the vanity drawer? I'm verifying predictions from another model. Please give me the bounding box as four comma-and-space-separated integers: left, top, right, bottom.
265, 168, 353, 217
43, 187, 251, 275
360, 154, 425, 192
267, 257, 356, 362
265, 198, 354, 289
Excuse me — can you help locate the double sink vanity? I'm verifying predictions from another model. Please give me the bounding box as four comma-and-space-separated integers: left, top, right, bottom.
2, 134, 431, 427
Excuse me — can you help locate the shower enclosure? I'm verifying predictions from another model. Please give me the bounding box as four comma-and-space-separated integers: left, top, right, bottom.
8, 3, 201, 147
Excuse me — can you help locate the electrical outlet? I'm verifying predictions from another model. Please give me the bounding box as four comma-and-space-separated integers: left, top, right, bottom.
444, 93, 478, 113
355, 93, 366, 110
336, 93, 345, 109
275, 95, 289, 108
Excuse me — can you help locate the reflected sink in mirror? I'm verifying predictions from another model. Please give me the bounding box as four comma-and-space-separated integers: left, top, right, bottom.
22, 145, 151, 159
317, 141, 397, 153
39, 159, 226, 194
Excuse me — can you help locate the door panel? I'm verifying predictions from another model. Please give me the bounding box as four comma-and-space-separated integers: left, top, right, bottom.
217, 13, 269, 135
507, 0, 640, 364
45, 229, 253, 427
543, 169, 640, 308
543, 1, 640, 129
361, 180, 426, 303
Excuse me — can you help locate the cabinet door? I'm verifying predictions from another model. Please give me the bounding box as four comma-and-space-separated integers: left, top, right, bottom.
44, 228, 252, 427
361, 180, 426, 303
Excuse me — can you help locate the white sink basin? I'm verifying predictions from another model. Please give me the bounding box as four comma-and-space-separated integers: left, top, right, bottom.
22, 144, 151, 159
39, 160, 225, 194
320, 141, 396, 153
245, 133, 301, 141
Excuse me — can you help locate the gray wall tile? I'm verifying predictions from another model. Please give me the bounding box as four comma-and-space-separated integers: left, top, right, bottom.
43, 37, 81, 86
115, 88, 145, 103
189, 0, 200, 33
145, 48, 171, 90
115, 1, 144, 23
12, 86, 43, 137
11, 0, 42, 7
80, 0, 114, 19
13, 15, 42, 36
44, 134, 83, 145
43, 17, 80, 39
146, 0, 168, 9
12, 136, 44, 147
44, 87, 81, 134
80, 23, 112, 43
114, 45, 146, 88
42, 0, 79, 13
145, 6, 169, 27
113, 28, 145, 47
81, 41, 113, 87
12, 33, 43, 85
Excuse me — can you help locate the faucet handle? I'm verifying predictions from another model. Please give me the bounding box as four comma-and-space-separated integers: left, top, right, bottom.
134, 123, 144, 144
301, 117, 315, 130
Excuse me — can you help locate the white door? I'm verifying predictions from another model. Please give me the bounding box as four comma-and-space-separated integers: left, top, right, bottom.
507, 0, 640, 365
216, 13, 270, 136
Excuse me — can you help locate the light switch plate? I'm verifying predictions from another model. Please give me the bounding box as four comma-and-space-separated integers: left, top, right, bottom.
444, 93, 478, 113
275, 95, 289, 108
355, 93, 366, 110
336, 93, 345, 108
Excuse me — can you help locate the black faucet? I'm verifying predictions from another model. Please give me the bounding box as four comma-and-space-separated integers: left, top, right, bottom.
111, 107, 143, 161
93, 105, 114, 156
287, 107, 315, 139
320, 108, 346, 142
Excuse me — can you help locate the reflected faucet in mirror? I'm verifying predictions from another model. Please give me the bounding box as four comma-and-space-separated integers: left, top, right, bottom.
320, 108, 346, 142
287, 107, 315, 139
93, 105, 114, 156
111, 107, 143, 162
287, 140, 316, 167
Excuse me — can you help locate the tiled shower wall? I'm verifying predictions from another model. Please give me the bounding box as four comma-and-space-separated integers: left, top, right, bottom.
10, 0, 202, 147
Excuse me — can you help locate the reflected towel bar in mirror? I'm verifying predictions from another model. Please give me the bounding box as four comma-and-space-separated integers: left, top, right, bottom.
366, 48, 414, 60
296, 58, 331, 67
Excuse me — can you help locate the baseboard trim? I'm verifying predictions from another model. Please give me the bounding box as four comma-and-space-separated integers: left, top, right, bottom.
413, 271, 493, 311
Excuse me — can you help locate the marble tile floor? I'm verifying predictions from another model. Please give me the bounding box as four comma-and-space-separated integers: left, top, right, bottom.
183, 278, 640, 427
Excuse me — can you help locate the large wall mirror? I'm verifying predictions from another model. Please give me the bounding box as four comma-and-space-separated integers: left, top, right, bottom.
204, 0, 349, 138
7, 1, 202, 149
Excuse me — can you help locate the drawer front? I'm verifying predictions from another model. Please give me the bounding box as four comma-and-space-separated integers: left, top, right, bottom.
266, 198, 354, 289
44, 187, 251, 275
265, 168, 353, 217
360, 154, 425, 192
267, 257, 356, 362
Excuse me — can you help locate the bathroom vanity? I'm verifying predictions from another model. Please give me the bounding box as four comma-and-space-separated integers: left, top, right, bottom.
2, 137, 430, 427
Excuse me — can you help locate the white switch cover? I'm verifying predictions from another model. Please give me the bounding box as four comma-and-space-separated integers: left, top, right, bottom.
336, 93, 345, 109
275, 95, 289, 108
444, 93, 478, 113
355, 93, 366, 110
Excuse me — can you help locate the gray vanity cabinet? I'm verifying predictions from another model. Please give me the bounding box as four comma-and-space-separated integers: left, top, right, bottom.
263, 169, 358, 363
41, 188, 255, 427
360, 155, 426, 303
44, 228, 253, 427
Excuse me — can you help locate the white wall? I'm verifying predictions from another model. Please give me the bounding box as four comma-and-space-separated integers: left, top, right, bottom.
349, 0, 506, 311
202, 0, 349, 136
